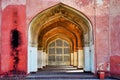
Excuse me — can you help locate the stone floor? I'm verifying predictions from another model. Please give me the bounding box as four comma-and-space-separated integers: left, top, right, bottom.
0, 66, 117, 80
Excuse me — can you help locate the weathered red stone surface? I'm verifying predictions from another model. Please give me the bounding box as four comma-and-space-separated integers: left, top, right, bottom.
110, 56, 120, 76
1, 5, 27, 74
110, 15, 120, 56
109, 0, 120, 76
0, 0, 2, 74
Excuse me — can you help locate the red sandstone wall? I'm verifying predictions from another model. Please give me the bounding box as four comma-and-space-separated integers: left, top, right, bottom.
110, 0, 120, 76
95, 0, 110, 72
0, 0, 2, 74
1, 5, 27, 74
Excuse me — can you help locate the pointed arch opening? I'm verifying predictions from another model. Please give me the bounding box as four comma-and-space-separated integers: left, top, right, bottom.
28, 3, 94, 73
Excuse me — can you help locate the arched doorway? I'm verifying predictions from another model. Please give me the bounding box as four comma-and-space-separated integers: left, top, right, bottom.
28, 3, 94, 73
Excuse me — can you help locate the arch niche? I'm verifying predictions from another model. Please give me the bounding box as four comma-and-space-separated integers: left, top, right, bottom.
28, 3, 94, 73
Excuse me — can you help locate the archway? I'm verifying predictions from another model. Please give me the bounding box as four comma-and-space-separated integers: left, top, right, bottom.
28, 3, 94, 73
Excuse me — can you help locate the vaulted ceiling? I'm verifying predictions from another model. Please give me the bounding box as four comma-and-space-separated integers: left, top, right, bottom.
29, 3, 92, 51
38, 18, 83, 51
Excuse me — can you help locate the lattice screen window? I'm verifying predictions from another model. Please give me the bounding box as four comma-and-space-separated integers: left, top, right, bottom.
56, 39, 62, 46
56, 56, 62, 61
49, 48, 55, 54
64, 48, 70, 54
49, 42, 55, 47
48, 38, 70, 63
64, 41, 69, 46
49, 56, 55, 61
56, 48, 62, 54
64, 56, 70, 61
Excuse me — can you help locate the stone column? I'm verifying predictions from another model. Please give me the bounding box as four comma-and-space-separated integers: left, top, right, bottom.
43, 51, 46, 67
77, 49, 84, 68
0, 1, 1, 54
73, 52, 78, 66
71, 53, 74, 65
46, 52, 48, 65
41, 51, 44, 68
28, 46, 37, 73
90, 45, 95, 73
37, 50, 43, 69
84, 47, 90, 71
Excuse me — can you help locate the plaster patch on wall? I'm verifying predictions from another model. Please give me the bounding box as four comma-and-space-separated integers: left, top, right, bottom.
96, 28, 101, 33
1, 0, 26, 10
97, 62, 109, 71
96, 0, 103, 5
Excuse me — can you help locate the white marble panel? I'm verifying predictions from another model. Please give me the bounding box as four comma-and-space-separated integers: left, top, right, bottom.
28, 46, 37, 73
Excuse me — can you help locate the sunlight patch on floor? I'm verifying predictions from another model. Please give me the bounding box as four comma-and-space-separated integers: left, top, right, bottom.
66, 70, 84, 73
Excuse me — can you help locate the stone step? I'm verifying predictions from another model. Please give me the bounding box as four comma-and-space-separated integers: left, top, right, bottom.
39, 65, 79, 71
44, 65, 77, 69
26, 76, 97, 79
38, 68, 83, 73
46, 65, 75, 68
41, 68, 78, 70
37, 70, 84, 74
26, 73, 97, 79
30, 72, 94, 75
